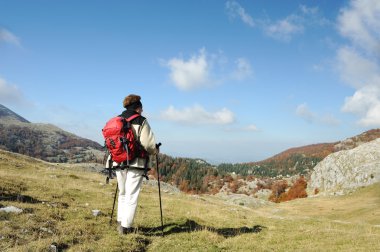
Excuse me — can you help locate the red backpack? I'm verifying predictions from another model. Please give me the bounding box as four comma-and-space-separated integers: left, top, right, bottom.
102, 114, 146, 164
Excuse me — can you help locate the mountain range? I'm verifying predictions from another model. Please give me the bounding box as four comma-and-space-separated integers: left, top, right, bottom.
1, 104, 379, 187
0, 104, 104, 163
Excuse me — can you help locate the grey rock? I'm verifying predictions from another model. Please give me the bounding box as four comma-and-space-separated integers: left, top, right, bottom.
49, 243, 58, 252
0, 206, 23, 213
309, 138, 380, 195
143, 180, 181, 194
40, 227, 53, 234
92, 209, 101, 216
254, 189, 272, 200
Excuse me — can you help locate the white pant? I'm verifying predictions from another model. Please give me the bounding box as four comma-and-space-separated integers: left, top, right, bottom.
116, 168, 144, 228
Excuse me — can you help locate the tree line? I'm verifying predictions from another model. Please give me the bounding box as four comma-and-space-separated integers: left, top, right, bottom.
145, 152, 322, 197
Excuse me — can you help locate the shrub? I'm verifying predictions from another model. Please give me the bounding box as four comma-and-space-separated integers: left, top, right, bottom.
223, 175, 234, 183
268, 180, 288, 203
229, 181, 239, 193
314, 188, 319, 195
269, 176, 308, 203
283, 176, 308, 201
179, 180, 190, 192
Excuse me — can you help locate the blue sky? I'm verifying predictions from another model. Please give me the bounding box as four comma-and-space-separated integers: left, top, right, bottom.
1, 0, 379, 163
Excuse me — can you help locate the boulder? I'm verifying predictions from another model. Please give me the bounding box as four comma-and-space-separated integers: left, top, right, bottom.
0, 206, 23, 213
309, 138, 380, 195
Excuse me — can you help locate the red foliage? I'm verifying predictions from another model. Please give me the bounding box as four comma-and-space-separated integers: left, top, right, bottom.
314, 188, 319, 195
229, 180, 239, 193
283, 176, 308, 201
268, 180, 288, 203
210, 187, 220, 195
256, 179, 272, 190
246, 175, 255, 182
269, 176, 308, 203
223, 175, 234, 183
179, 180, 190, 192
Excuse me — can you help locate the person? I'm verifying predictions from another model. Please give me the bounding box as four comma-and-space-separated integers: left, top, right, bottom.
106, 94, 157, 234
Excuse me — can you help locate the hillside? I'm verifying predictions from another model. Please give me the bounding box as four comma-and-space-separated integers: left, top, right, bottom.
136, 129, 380, 196
1, 150, 379, 251
2, 104, 379, 197
218, 129, 380, 178
0, 104, 104, 163
155, 154, 217, 193
0, 104, 29, 123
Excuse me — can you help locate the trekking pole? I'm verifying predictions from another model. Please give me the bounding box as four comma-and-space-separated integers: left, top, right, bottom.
155, 143, 164, 236
110, 182, 118, 225
109, 137, 128, 225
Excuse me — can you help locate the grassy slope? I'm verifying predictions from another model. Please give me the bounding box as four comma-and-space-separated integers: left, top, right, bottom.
1, 150, 379, 252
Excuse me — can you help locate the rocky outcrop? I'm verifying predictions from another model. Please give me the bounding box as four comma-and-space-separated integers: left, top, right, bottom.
309, 138, 380, 195
334, 129, 380, 151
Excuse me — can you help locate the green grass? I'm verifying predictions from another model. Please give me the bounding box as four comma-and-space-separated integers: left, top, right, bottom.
1, 149, 379, 251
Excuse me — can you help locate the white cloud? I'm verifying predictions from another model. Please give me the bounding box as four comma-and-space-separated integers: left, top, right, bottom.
226, 3, 328, 42
262, 5, 328, 42
264, 16, 304, 41
160, 104, 235, 125
338, 0, 380, 55
224, 123, 260, 132
358, 103, 380, 126
342, 85, 380, 126
319, 114, 341, 126
337, 46, 380, 89
165, 48, 210, 91
231, 58, 253, 80
337, 0, 380, 127
296, 103, 340, 126
163, 48, 253, 91
299, 5, 319, 15
225, 1, 255, 27
296, 103, 315, 123
244, 124, 258, 131
342, 86, 379, 115
0, 77, 27, 105
0, 28, 20, 46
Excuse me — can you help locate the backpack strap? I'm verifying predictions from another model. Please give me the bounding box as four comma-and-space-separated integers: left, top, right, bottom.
122, 114, 140, 133
125, 114, 140, 122
125, 114, 149, 179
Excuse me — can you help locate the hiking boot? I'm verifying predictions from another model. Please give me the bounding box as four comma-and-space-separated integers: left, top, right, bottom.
117, 224, 134, 235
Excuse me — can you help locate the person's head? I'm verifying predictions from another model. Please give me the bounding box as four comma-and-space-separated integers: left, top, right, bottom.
123, 94, 143, 114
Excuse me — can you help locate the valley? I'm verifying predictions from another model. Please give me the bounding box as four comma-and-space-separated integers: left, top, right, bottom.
1, 149, 379, 251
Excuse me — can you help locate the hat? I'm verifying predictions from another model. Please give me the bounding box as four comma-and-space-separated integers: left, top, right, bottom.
123, 94, 142, 109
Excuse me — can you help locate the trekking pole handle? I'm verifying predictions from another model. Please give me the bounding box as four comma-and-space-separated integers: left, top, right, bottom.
156, 143, 162, 153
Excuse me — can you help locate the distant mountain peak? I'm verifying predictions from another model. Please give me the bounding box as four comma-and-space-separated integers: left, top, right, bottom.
0, 104, 104, 163
0, 104, 30, 123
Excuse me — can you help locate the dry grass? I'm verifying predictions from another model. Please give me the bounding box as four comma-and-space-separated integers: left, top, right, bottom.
1, 149, 379, 251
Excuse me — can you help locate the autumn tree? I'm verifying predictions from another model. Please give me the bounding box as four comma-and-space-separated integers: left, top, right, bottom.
269, 176, 308, 203
284, 176, 308, 201
268, 180, 288, 203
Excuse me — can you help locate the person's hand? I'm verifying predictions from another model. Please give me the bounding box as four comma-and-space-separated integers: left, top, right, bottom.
155, 143, 161, 154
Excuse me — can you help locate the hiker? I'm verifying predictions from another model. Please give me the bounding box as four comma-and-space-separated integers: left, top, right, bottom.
105, 94, 157, 234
